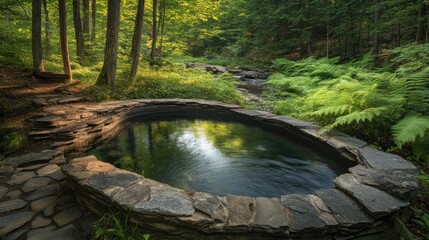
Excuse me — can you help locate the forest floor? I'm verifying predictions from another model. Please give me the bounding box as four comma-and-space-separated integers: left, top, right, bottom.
0, 65, 86, 156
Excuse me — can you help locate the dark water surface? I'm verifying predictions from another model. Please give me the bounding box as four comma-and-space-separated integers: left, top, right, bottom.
87, 119, 348, 197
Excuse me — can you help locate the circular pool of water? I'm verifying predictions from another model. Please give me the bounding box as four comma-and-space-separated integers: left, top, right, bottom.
87, 116, 350, 197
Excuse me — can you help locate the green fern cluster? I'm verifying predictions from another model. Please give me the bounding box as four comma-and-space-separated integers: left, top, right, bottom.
264, 44, 429, 160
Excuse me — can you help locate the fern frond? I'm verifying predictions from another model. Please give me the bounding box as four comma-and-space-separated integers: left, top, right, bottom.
330, 107, 386, 128
392, 115, 429, 147
311, 105, 353, 117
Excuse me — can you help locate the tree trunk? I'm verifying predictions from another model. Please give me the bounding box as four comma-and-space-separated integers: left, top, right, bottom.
158, 0, 166, 59
91, 0, 96, 41
42, 0, 51, 57
130, 0, 145, 81
82, 0, 90, 40
97, 0, 121, 87
72, 0, 84, 65
58, 0, 72, 82
373, 0, 380, 57
150, 0, 158, 65
32, 0, 45, 77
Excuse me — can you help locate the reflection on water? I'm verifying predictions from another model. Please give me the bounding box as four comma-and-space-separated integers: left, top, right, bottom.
87, 119, 348, 197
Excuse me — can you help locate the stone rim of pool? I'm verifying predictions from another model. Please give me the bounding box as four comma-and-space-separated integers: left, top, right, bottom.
28, 99, 418, 239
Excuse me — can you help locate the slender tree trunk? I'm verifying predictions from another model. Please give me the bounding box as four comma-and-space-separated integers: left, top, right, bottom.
42, 0, 51, 57
159, 0, 166, 59
326, 20, 329, 58
373, 0, 380, 57
97, 0, 121, 87
73, 0, 84, 64
91, 0, 96, 41
130, 0, 145, 81
32, 0, 45, 77
150, 0, 158, 65
58, 0, 72, 82
82, 0, 90, 40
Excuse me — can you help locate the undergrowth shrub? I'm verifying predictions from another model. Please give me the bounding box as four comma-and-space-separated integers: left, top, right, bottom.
264, 44, 429, 160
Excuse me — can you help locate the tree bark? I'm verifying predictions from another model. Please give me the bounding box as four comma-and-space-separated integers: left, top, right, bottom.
373, 0, 381, 57
97, 0, 121, 87
32, 0, 45, 77
58, 0, 72, 82
130, 0, 145, 81
150, 0, 158, 65
72, 0, 84, 65
91, 0, 96, 41
42, 0, 51, 57
158, 0, 166, 59
82, 0, 90, 40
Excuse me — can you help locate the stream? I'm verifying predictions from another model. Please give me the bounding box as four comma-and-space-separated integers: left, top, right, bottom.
185, 62, 269, 104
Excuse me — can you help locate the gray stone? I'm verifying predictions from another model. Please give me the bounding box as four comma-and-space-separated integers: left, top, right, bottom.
358, 147, 418, 173
0, 211, 35, 236
192, 192, 226, 222
134, 187, 194, 216
16, 163, 48, 172
31, 216, 52, 229
226, 195, 255, 228
112, 179, 151, 206
27, 225, 57, 240
0, 186, 7, 200
254, 197, 288, 229
43, 205, 55, 217
5, 190, 22, 200
88, 169, 141, 192
5, 150, 61, 167
307, 194, 338, 229
0, 199, 27, 213
44, 224, 80, 240
6, 172, 35, 185
80, 214, 97, 233
36, 164, 59, 176
4, 227, 28, 240
26, 184, 59, 201
350, 165, 418, 200
281, 194, 325, 232
334, 174, 409, 218
316, 189, 372, 227
22, 177, 52, 193
53, 207, 83, 227
31, 196, 57, 212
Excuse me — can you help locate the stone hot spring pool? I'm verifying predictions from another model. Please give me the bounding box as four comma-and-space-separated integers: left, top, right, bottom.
86, 116, 351, 197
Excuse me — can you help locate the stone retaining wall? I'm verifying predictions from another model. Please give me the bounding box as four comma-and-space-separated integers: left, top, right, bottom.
28, 99, 419, 239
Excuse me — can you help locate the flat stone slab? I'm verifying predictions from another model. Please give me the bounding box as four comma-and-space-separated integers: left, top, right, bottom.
5, 190, 22, 200
31, 196, 57, 212
0, 211, 35, 236
281, 194, 326, 232
358, 147, 418, 173
0, 186, 7, 200
4, 226, 28, 240
350, 165, 418, 200
53, 207, 83, 227
5, 150, 61, 167
134, 186, 194, 216
316, 189, 372, 227
254, 197, 288, 230
22, 177, 52, 193
27, 225, 57, 240
334, 174, 409, 218
226, 195, 255, 228
26, 184, 59, 201
0, 199, 27, 213
192, 192, 226, 222
6, 172, 35, 185
31, 216, 52, 229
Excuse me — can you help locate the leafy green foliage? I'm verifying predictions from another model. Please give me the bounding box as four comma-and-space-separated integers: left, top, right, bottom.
92, 211, 150, 240
264, 44, 429, 160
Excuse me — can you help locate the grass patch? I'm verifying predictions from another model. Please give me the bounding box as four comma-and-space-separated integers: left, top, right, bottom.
92, 212, 150, 240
